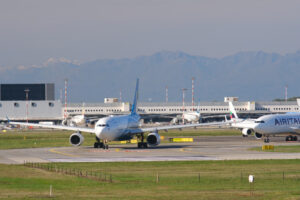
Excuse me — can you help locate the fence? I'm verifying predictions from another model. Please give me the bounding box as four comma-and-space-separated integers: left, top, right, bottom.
23, 161, 113, 183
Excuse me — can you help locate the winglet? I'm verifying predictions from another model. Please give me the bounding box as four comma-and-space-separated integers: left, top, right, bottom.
131, 79, 139, 115
228, 102, 239, 119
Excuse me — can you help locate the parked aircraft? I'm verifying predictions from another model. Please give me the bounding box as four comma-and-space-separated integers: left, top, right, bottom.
228, 102, 300, 143
0, 123, 12, 130
8, 79, 228, 149
171, 110, 201, 124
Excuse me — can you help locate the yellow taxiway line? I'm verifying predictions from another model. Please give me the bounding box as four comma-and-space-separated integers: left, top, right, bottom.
179, 148, 203, 154
49, 148, 79, 158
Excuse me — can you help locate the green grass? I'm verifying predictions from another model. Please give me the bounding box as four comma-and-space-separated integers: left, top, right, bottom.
0, 128, 240, 149
0, 130, 96, 149
1, 160, 300, 199
251, 145, 300, 153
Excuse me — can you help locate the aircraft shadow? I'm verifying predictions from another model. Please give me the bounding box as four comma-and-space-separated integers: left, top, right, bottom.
84, 144, 189, 150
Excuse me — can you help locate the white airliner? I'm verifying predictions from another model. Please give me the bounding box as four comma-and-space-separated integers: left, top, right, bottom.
182, 111, 201, 123
228, 102, 300, 143
172, 110, 201, 124
174, 104, 223, 124
63, 103, 89, 127
8, 79, 227, 149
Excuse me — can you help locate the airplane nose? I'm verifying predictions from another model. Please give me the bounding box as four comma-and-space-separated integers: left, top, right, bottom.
96, 127, 105, 138
253, 123, 263, 133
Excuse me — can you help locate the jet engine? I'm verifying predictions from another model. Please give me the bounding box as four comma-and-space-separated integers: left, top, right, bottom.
147, 132, 161, 146
254, 132, 263, 139
242, 128, 253, 137
69, 132, 84, 146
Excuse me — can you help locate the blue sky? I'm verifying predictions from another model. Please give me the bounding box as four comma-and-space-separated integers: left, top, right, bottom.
1, 0, 300, 67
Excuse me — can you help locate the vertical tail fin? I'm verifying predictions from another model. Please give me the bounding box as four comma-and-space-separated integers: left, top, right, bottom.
82, 102, 85, 116
228, 102, 239, 119
131, 79, 139, 115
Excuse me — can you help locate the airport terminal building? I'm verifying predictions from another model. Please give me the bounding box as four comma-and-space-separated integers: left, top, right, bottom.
0, 83, 300, 122
65, 98, 300, 121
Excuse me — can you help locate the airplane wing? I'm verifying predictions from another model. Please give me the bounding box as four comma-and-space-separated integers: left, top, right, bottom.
126, 121, 229, 135
9, 121, 95, 133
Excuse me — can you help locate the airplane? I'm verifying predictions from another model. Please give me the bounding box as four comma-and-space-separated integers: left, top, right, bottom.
173, 104, 225, 124
182, 111, 201, 123
172, 110, 201, 124
62, 102, 87, 126
0, 123, 12, 131
228, 102, 256, 136
62, 103, 100, 127
8, 79, 228, 149
228, 102, 300, 143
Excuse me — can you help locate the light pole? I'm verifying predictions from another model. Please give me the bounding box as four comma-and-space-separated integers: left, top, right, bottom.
192, 77, 195, 111
166, 86, 168, 103
182, 88, 187, 124
24, 89, 30, 123
64, 79, 68, 121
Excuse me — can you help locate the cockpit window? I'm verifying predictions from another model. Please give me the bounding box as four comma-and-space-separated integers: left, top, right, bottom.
255, 121, 265, 123
97, 124, 108, 127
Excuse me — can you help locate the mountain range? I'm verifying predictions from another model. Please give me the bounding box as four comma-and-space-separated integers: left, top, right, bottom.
1, 50, 300, 103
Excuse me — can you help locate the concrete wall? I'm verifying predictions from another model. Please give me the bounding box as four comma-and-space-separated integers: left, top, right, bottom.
0, 100, 62, 121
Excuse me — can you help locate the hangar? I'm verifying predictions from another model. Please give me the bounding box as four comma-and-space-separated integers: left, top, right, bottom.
0, 83, 62, 121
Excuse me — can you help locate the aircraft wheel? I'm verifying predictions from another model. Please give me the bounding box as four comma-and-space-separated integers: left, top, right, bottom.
286, 136, 293, 141
293, 136, 298, 141
94, 142, 104, 148
264, 138, 270, 143
142, 143, 148, 148
138, 142, 147, 148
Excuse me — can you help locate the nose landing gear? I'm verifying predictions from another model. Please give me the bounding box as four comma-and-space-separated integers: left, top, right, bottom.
264, 137, 270, 143
94, 137, 109, 149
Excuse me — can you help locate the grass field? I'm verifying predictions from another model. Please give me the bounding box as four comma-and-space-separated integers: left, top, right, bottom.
0, 128, 240, 149
251, 145, 300, 153
1, 160, 300, 199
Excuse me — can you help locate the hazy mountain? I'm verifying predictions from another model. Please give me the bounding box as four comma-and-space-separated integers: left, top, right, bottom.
1, 50, 300, 103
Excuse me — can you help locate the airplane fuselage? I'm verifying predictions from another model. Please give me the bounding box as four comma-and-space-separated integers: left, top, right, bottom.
182, 112, 200, 123
95, 114, 140, 141
254, 113, 300, 135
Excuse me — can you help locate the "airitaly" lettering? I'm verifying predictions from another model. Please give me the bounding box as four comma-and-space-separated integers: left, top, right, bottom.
275, 118, 300, 126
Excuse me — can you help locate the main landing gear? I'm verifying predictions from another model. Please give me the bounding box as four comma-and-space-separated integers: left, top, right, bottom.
94, 137, 109, 149
137, 133, 148, 148
286, 135, 298, 142
264, 136, 270, 143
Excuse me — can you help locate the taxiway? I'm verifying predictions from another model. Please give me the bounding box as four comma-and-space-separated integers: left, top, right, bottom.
1, 136, 300, 164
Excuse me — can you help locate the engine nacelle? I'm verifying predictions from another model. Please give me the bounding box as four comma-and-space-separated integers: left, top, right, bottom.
254, 132, 263, 139
69, 132, 84, 146
147, 132, 161, 146
242, 128, 253, 136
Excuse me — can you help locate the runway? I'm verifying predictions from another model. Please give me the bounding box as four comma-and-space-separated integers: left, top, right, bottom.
1, 136, 300, 164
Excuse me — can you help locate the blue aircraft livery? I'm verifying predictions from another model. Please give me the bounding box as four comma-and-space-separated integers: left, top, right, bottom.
275, 117, 300, 126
